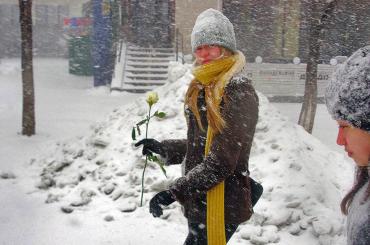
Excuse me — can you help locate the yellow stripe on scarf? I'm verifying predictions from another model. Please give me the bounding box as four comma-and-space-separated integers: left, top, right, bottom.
194, 52, 246, 245
205, 129, 226, 245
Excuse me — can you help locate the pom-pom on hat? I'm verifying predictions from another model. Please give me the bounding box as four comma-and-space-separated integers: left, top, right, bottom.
325, 46, 370, 132
191, 8, 236, 53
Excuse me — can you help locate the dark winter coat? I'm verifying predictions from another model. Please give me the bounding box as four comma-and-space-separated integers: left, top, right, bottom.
162, 73, 259, 224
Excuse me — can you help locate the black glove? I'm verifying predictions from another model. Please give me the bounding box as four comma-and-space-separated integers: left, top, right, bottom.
134, 138, 166, 157
149, 190, 175, 218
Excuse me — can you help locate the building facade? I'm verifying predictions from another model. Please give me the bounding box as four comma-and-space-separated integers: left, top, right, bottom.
1, 0, 369, 62
0, 0, 91, 57
120, 0, 175, 47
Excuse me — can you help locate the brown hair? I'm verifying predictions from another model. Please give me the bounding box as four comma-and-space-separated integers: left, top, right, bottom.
340, 166, 370, 215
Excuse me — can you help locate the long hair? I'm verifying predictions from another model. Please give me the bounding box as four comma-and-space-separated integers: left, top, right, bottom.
340, 166, 370, 215
185, 81, 226, 133
186, 47, 234, 133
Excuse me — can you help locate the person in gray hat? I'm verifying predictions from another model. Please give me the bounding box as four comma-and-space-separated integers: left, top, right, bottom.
135, 8, 261, 244
325, 46, 370, 245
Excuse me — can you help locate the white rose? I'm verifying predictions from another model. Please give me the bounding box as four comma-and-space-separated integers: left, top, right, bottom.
146, 91, 159, 106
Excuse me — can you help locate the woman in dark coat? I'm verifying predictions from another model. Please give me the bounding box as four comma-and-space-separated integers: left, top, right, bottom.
325, 46, 370, 245
136, 8, 259, 245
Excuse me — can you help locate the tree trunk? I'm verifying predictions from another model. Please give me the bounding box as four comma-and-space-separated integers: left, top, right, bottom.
19, 0, 35, 136
298, 2, 319, 133
298, 0, 338, 133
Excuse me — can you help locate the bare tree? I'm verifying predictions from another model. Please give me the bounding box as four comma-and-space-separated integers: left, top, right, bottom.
298, 0, 338, 133
19, 0, 35, 136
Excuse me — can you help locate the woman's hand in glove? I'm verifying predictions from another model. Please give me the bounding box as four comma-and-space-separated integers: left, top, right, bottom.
149, 190, 175, 217
134, 138, 167, 157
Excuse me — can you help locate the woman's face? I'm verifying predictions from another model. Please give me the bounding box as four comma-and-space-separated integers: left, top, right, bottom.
194, 45, 224, 65
336, 120, 370, 166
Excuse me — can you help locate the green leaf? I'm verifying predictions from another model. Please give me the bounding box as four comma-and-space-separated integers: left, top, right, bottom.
147, 154, 154, 162
158, 162, 167, 178
136, 125, 141, 136
137, 118, 147, 126
154, 111, 166, 118
148, 155, 167, 178
131, 127, 136, 140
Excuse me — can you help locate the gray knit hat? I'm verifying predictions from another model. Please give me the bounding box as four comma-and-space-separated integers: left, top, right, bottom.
325, 45, 370, 132
191, 8, 236, 53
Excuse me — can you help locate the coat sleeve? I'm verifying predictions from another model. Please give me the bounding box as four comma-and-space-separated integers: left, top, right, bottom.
169, 80, 259, 204
161, 139, 187, 165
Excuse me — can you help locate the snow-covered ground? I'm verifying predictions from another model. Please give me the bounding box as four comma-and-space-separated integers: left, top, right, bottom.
0, 59, 354, 245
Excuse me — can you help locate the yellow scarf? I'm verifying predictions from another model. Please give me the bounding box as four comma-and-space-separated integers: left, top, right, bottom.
186, 51, 246, 245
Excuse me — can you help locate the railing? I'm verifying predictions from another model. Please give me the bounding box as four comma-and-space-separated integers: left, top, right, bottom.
121, 42, 128, 86
175, 28, 184, 64
110, 39, 128, 90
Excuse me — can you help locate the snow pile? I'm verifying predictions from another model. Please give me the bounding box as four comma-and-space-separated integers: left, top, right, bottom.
244, 97, 352, 245
33, 62, 352, 244
167, 61, 192, 83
